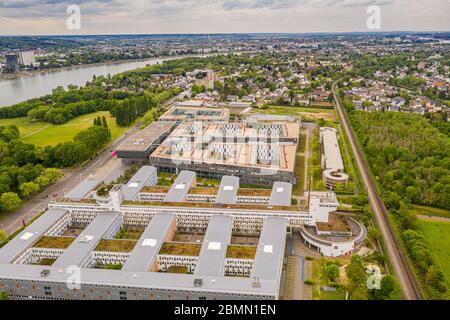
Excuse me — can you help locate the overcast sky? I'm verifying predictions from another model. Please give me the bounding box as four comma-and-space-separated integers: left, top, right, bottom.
0, 0, 449, 35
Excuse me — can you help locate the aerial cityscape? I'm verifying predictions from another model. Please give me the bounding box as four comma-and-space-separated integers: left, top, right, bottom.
0, 0, 449, 306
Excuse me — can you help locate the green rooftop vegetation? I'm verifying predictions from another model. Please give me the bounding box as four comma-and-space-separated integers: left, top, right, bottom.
33, 236, 75, 249
159, 242, 201, 256
95, 239, 137, 252
32, 258, 56, 266
94, 263, 123, 270
188, 187, 218, 195
140, 186, 170, 193
114, 227, 145, 240
96, 184, 114, 197
123, 200, 306, 212
226, 245, 257, 259
167, 265, 190, 274
58, 198, 97, 204
237, 188, 272, 197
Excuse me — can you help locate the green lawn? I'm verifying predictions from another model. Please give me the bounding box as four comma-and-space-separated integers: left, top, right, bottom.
417, 220, 450, 288
0, 111, 128, 147
33, 236, 75, 249
226, 245, 257, 259
294, 154, 305, 196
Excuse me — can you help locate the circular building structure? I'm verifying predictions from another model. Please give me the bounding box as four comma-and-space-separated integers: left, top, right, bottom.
300, 213, 367, 257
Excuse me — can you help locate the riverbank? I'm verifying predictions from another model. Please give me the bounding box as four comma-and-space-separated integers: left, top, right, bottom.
0, 51, 240, 107
0, 53, 206, 82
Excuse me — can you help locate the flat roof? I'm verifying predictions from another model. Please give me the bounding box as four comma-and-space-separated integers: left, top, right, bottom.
151, 143, 296, 172
215, 176, 239, 205
320, 127, 344, 171
122, 214, 175, 272
0, 263, 278, 296
170, 122, 300, 141
123, 166, 157, 201
163, 171, 196, 203
53, 212, 121, 268
115, 121, 176, 153
159, 106, 230, 122
251, 217, 287, 281
195, 215, 233, 277
65, 180, 99, 200
269, 182, 293, 206
0, 209, 67, 264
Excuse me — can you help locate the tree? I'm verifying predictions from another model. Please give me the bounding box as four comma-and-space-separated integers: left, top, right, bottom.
35, 175, 50, 188
0, 229, 8, 242
425, 266, 448, 293
101, 116, 108, 128
288, 90, 295, 104
43, 168, 62, 184
0, 292, 8, 300
325, 264, 340, 281
0, 192, 22, 211
371, 275, 400, 300
346, 255, 369, 300
19, 181, 41, 198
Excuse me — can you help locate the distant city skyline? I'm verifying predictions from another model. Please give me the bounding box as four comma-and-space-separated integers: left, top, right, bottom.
0, 0, 449, 35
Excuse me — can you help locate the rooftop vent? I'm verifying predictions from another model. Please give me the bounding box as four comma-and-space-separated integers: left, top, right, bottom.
263, 245, 273, 254
141, 239, 157, 247
40, 270, 51, 278
194, 279, 203, 287
207, 242, 221, 250
128, 182, 139, 188
251, 277, 261, 288
79, 235, 94, 243
20, 232, 34, 241
223, 186, 234, 191
175, 184, 186, 190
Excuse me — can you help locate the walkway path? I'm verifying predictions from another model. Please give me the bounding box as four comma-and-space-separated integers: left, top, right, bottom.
416, 215, 450, 223
21, 124, 51, 138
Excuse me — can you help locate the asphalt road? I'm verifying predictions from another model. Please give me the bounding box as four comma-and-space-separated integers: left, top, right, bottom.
0, 95, 179, 236
332, 81, 422, 300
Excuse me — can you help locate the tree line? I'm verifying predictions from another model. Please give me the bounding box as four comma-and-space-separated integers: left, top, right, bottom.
349, 110, 449, 299
111, 88, 180, 126
0, 125, 62, 213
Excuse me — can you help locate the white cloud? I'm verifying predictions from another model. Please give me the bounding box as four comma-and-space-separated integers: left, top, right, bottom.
0, 0, 448, 34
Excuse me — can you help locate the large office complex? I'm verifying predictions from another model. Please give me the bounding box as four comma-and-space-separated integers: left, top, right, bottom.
149, 116, 300, 186
115, 121, 177, 163
0, 167, 364, 300
5, 54, 20, 72
319, 127, 349, 189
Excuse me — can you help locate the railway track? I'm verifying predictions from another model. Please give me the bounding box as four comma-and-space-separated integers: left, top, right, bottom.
332, 81, 422, 300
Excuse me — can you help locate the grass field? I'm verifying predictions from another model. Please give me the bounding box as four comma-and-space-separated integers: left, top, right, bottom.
417, 220, 450, 288
252, 106, 337, 122
0, 111, 128, 147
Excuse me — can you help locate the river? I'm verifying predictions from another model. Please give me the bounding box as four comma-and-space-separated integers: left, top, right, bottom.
0, 54, 208, 107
